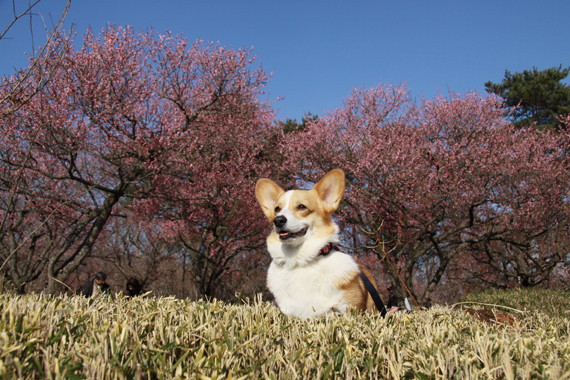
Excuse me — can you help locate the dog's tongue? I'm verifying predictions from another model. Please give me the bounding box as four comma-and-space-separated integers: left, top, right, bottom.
279, 232, 290, 238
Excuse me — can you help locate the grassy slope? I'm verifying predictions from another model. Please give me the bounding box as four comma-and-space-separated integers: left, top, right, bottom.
0, 289, 568, 379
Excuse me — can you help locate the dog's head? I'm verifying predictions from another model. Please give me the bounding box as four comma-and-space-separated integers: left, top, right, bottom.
255, 169, 345, 245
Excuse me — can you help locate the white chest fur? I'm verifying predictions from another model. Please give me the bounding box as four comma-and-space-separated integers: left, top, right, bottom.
267, 250, 360, 318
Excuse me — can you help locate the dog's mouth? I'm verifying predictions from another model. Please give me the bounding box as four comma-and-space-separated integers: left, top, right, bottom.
277, 227, 308, 240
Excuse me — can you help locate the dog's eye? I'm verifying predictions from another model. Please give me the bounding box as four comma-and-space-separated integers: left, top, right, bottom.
297, 204, 307, 211
274, 206, 281, 213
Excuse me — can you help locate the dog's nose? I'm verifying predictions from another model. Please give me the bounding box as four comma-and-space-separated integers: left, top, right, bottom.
274, 215, 287, 228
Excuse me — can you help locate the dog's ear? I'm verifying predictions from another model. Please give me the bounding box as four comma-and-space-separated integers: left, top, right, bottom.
255, 179, 284, 220
314, 169, 345, 214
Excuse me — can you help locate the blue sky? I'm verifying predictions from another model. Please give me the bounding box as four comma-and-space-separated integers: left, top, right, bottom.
1, 0, 569, 121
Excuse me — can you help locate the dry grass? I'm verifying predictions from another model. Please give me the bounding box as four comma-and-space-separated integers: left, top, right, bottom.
0, 290, 569, 379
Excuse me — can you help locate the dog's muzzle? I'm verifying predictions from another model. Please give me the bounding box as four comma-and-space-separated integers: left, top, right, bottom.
274, 215, 307, 240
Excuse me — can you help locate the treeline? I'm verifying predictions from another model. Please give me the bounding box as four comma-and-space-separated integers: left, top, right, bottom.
1, 26, 569, 304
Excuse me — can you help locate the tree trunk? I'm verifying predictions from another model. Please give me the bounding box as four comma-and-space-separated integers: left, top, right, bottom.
45, 191, 122, 294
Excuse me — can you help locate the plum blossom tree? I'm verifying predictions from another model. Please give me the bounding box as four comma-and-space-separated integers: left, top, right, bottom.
0, 25, 275, 294
0, 0, 73, 293
144, 119, 275, 298
0, 0, 72, 120
284, 83, 570, 304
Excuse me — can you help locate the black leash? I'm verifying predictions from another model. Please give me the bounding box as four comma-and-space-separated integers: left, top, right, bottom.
359, 271, 387, 317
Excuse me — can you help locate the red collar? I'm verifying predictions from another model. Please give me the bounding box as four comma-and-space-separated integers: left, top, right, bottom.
318, 243, 341, 256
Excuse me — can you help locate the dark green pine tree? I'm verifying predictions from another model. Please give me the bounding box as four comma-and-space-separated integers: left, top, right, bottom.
485, 65, 570, 130
279, 113, 318, 134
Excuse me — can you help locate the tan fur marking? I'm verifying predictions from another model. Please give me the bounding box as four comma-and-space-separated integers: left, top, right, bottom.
314, 169, 345, 213
288, 190, 337, 238
255, 178, 285, 221
336, 265, 380, 312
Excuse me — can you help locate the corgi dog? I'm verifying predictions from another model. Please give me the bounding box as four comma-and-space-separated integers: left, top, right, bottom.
255, 169, 382, 318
